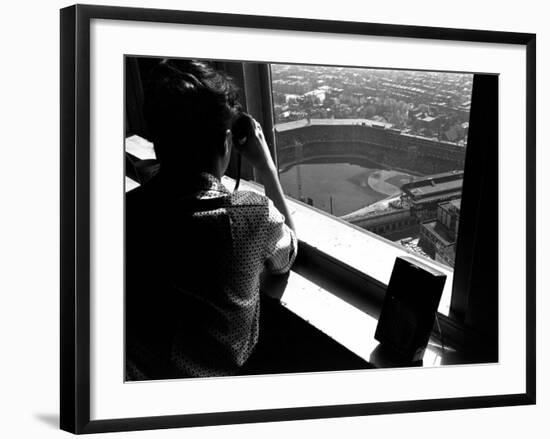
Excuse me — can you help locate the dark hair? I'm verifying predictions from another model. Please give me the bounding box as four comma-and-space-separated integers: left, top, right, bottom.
143, 59, 242, 167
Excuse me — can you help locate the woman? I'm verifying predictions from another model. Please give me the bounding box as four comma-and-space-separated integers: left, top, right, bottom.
125, 59, 297, 380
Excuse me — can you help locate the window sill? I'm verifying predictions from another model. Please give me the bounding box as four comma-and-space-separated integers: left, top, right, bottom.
260, 268, 466, 369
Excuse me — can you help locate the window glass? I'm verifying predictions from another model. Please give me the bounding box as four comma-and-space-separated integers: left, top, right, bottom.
271, 64, 473, 269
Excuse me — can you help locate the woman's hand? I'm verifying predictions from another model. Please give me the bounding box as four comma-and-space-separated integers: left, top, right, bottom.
234, 116, 276, 174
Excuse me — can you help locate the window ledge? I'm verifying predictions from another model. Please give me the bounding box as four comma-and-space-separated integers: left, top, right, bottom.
261, 269, 464, 368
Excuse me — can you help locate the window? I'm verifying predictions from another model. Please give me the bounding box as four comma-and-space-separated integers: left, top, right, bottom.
270, 63, 473, 270
264, 62, 498, 358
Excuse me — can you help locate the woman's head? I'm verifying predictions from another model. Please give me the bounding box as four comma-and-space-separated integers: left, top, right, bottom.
143, 59, 242, 174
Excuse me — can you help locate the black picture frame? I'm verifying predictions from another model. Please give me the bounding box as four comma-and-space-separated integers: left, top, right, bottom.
60, 4, 536, 434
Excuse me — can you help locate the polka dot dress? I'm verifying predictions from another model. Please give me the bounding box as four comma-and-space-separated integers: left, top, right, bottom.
126, 172, 297, 380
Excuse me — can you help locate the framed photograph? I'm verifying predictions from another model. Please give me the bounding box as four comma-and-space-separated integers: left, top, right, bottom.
60, 4, 536, 434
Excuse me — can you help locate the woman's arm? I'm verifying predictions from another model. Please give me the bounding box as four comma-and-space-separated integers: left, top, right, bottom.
258, 165, 295, 232
234, 116, 295, 232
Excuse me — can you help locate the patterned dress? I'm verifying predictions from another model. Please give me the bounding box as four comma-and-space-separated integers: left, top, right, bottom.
125, 172, 297, 380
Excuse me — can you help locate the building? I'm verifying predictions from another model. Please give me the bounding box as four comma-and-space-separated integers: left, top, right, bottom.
401, 171, 463, 221
343, 205, 419, 241
342, 172, 463, 260
418, 198, 461, 267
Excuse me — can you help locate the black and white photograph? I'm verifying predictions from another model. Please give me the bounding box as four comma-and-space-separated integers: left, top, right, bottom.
124, 56, 497, 381
55, 3, 537, 434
